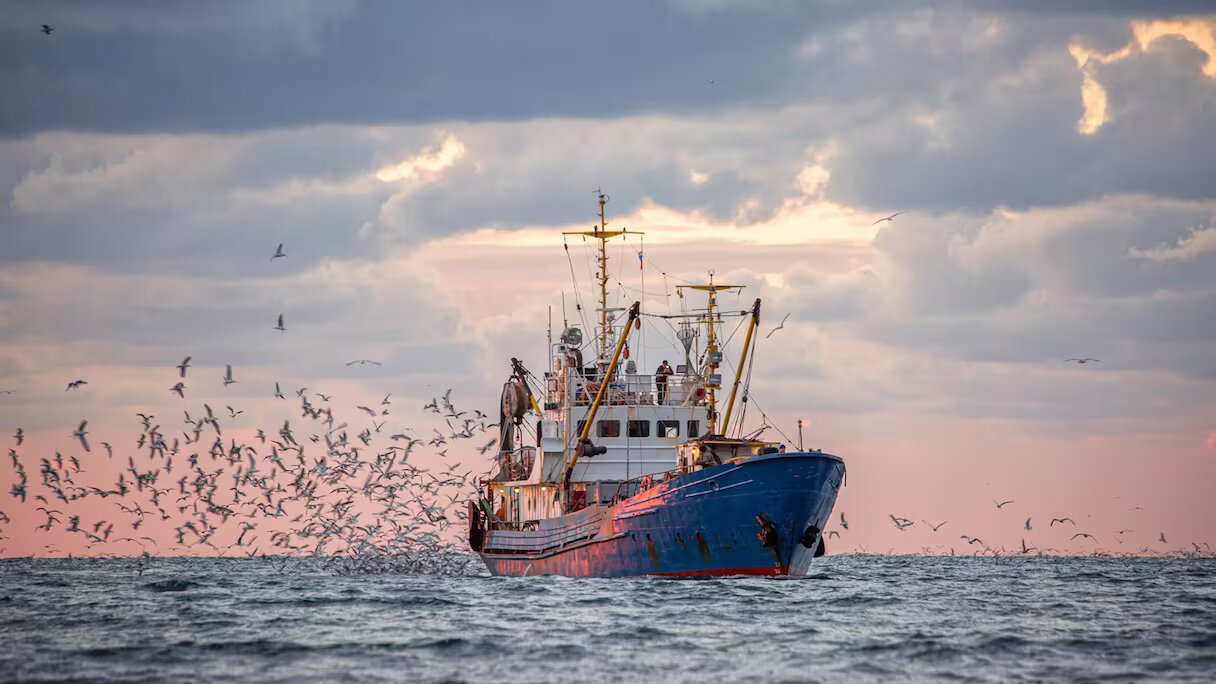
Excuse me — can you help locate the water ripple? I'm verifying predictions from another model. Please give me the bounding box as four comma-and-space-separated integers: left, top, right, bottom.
0, 555, 1213, 682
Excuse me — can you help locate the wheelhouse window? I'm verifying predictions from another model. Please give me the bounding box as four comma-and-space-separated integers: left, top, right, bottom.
598, 420, 621, 438
687, 420, 700, 439
658, 420, 680, 439
627, 420, 650, 438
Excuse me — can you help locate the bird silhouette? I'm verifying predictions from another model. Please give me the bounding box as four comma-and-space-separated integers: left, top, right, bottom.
766, 313, 791, 339
872, 211, 906, 225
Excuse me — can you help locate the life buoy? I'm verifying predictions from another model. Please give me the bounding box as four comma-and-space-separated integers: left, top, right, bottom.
693, 387, 707, 401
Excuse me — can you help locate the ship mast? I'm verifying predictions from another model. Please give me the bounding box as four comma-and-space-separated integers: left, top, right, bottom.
677, 273, 744, 435
562, 190, 641, 359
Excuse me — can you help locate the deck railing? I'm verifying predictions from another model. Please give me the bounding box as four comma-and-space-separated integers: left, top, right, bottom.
556, 372, 697, 407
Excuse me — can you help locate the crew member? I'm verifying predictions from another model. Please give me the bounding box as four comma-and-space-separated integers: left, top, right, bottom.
655, 360, 674, 404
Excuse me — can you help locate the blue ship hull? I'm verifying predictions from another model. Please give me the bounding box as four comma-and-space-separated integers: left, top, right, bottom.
475, 452, 845, 577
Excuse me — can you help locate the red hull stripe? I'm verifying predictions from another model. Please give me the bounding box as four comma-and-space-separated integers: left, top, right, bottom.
653, 566, 785, 577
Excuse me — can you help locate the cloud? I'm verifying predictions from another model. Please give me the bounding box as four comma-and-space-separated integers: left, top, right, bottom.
375, 134, 465, 183
1128, 225, 1216, 262
1070, 16, 1216, 134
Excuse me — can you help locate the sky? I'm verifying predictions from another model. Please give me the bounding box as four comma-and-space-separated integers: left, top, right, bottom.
1, 1, 1214, 558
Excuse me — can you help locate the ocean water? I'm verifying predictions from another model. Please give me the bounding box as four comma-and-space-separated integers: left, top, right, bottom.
1, 556, 1213, 682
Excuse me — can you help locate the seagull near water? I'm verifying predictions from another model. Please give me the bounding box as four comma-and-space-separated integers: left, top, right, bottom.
923, 520, 948, 532
766, 313, 791, 340
993, 499, 1014, 509
1050, 517, 1075, 526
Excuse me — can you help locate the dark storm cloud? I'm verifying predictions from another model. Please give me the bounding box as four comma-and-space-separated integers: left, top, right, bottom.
0, 0, 866, 138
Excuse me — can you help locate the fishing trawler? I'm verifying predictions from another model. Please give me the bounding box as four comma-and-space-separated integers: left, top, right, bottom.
468, 192, 846, 577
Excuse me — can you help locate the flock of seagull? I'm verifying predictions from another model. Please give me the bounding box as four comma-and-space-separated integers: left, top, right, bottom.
823, 499, 1211, 558
0, 241, 503, 576
0, 219, 1208, 569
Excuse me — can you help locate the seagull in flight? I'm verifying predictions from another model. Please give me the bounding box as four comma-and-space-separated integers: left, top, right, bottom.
66, 380, 87, 391
839, 512, 848, 530
223, 365, 236, 387
41, 25, 54, 35
73, 420, 90, 453
271, 243, 286, 260
346, 359, 382, 366
1020, 539, 1036, 554
274, 382, 285, 400
274, 314, 286, 333
872, 211, 906, 225
170, 382, 185, 398
1071, 532, 1097, 542
1064, 358, 1100, 364
1159, 532, 1167, 544
960, 535, 984, 546
993, 499, 1014, 509
923, 520, 948, 532
1050, 517, 1075, 526
766, 313, 791, 339
226, 406, 243, 418
14, 428, 24, 445
177, 356, 191, 378
1024, 517, 1033, 531
889, 514, 914, 530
